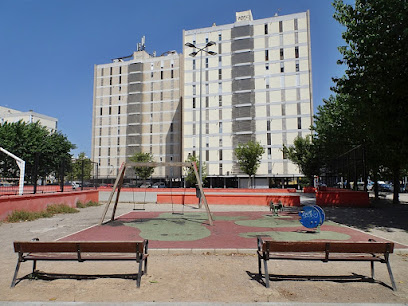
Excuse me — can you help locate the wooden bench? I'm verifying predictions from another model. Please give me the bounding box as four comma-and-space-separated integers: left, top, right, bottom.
11, 240, 149, 288
257, 237, 396, 290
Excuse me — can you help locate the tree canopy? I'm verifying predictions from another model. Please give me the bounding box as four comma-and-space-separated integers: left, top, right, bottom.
184, 154, 206, 186
0, 120, 75, 182
234, 140, 265, 187
129, 152, 155, 182
330, 0, 408, 201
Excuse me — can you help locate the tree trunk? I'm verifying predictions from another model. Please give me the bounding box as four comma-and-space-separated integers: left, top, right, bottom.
392, 167, 400, 204
373, 171, 379, 200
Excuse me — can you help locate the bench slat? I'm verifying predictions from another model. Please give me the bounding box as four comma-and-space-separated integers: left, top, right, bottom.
14, 241, 145, 253
261, 240, 394, 254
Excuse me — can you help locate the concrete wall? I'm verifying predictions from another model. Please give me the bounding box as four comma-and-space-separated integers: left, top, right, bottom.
0, 191, 99, 221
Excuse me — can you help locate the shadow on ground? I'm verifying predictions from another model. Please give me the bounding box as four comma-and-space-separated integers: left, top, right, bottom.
324, 199, 408, 232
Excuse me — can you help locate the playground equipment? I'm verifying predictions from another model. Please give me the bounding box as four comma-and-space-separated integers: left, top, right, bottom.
0, 147, 25, 195
99, 161, 213, 226
298, 205, 325, 229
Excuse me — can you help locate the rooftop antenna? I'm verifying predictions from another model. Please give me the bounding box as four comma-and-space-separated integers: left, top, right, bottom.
137, 36, 146, 51
274, 8, 281, 17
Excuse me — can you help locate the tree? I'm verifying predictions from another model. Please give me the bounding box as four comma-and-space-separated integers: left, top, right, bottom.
0, 120, 75, 183
234, 140, 265, 188
69, 152, 93, 181
332, 0, 408, 203
282, 135, 320, 185
129, 152, 155, 184
184, 154, 206, 186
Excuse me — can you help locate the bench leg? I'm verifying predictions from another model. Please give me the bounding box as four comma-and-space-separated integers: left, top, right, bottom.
370, 260, 375, 279
32, 260, 37, 273
144, 256, 148, 275
136, 260, 143, 288
10, 258, 22, 288
385, 257, 397, 291
263, 258, 270, 288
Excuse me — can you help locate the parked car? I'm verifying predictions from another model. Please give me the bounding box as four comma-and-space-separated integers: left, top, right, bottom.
152, 182, 166, 188
140, 182, 151, 188
378, 183, 393, 192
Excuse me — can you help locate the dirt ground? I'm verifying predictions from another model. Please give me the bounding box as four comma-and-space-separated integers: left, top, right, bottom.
0, 196, 408, 304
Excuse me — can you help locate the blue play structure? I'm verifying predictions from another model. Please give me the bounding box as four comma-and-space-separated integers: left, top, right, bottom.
298, 205, 325, 229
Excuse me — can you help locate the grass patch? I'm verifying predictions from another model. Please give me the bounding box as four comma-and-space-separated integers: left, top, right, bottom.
6, 204, 79, 223
76, 200, 102, 208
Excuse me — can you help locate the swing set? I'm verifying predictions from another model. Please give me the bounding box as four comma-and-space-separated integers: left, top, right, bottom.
99, 161, 213, 226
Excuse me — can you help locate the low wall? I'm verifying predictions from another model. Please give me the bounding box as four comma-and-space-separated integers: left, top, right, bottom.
99, 188, 300, 207
316, 190, 369, 207
0, 190, 99, 221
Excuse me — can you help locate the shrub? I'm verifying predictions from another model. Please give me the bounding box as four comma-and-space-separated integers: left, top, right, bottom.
76, 200, 101, 208
6, 204, 78, 223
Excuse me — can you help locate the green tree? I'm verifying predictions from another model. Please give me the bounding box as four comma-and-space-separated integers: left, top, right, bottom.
0, 120, 75, 183
282, 135, 320, 185
332, 0, 408, 202
69, 152, 93, 181
129, 152, 155, 184
184, 154, 206, 186
234, 140, 265, 188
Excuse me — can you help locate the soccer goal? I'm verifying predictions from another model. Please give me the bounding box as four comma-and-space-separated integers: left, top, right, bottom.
99, 161, 213, 226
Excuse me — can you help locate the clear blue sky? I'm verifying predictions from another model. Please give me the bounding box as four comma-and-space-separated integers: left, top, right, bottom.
0, 0, 349, 158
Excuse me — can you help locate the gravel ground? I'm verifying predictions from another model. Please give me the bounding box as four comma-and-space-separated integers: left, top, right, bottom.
0, 194, 407, 304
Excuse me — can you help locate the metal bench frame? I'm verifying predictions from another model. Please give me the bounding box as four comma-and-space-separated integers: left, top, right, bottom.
11, 240, 149, 288
257, 237, 396, 290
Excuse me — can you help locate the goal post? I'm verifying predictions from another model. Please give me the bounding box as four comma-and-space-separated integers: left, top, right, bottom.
99, 161, 213, 226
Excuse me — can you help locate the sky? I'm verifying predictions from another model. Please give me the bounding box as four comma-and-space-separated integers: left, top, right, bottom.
0, 0, 350, 158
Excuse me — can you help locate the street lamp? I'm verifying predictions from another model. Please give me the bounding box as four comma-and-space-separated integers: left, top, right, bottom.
185, 41, 217, 200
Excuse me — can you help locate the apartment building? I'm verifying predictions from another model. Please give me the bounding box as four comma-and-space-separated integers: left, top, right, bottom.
183, 10, 313, 187
92, 9, 313, 187
0, 106, 58, 132
92, 46, 183, 179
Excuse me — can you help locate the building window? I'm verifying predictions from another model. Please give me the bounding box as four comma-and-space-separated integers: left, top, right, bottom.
295, 60, 300, 72
109, 107, 112, 115
295, 32, 299, 44
280, 48, 284, 60
295, 47, 299, 58
193, 85, 196, 96
193, 60, 196, 70
280, 62, 284, 73
294, 18, 298, 31
161, 71, 163, 79
118, 106, 121, 114
205, 37, 209, 43
264, 23, 268, 34
100, 108, 103, 116
218, 33, 222, 41
205, 58, 209, 68
193, 97, 196, 108
265, 64, 269, 70
171, 70, 174, 78
218, 69, 222, 80
119, 76, 122, 84
219, 95, 222, 106
219, 122, 223, 133
219, 150, 223, 161
298, 117, 302, 129
265, 50, 269, 61
279, 21, 283, 33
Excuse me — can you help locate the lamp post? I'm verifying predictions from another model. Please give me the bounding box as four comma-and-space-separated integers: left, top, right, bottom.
185, 41, 217, 199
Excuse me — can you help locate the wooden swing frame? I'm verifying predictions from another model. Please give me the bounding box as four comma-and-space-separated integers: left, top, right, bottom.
99, 161, 213, 226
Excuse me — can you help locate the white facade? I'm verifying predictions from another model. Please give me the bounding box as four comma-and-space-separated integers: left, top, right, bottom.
182, 10, 313, 182
0, 106, 58, 132
92, 50, 182, 179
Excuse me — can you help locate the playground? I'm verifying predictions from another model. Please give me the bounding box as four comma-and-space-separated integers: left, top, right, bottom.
58, 209, 404, 251
1, 188, 408, 303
